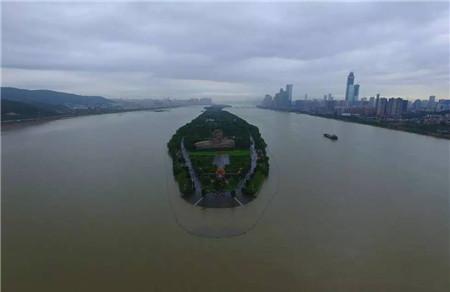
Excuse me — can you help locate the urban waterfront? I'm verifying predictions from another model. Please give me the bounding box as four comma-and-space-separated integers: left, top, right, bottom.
261, 73, 450, 139
2, 106, 449, 292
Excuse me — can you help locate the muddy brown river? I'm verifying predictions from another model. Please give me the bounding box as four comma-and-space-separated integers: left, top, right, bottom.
2, 106, 449, 291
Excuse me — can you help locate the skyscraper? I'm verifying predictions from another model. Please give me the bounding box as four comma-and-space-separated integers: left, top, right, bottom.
286, 84, 293, 105
353, 84, 360, 102
345, 72, 360, 104
269, 85, 293, 109
345, 72, 354, 102
347, 85, 354, 103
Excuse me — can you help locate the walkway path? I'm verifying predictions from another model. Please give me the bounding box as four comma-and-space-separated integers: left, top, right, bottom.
234, 136, 258, 204
180, 136, 258, 208
180, 138, 203, 203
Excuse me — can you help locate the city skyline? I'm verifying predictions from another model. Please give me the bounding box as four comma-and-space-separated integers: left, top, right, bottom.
2, 2, 449, 101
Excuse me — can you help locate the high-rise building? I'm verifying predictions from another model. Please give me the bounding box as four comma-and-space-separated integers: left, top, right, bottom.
401, 99, 408, 114
345, 72, 354, 102
412, 99, 422, 112
387, 98, 395, 116
267, 84, 293, 109
262, 94, 273, 107
375, 93, 380, 110
286, 84, 293, 105
386, 97, 408, 117
436, 99, 450, 112
325, 100, 336, 113
345, 72, 360, 104
376, 98, 388, 117
428, 95, 436, 111
345, 72, 355, 101
353, 84, 360, 102
347, 85, 354, 103
274, 89, 284, 108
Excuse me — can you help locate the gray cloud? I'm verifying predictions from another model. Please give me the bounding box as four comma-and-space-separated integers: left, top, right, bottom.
1, 2, 449, 100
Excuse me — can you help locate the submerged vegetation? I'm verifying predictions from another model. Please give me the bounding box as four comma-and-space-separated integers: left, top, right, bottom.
167, 106, 269, 200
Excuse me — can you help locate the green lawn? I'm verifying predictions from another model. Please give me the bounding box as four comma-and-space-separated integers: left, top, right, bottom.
189, 149, 251, 192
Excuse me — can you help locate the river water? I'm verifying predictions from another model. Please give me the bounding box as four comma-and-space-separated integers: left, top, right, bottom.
2, 106, 449, 291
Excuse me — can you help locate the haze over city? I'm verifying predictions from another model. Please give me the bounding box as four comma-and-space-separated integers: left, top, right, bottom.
2, 1, 449, 101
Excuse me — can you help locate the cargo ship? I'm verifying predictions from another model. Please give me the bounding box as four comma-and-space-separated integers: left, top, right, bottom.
323, 133, 338, 140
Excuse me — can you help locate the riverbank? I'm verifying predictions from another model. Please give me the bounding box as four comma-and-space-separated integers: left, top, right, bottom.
1, 105, 184, 130
257, 106, 450, 140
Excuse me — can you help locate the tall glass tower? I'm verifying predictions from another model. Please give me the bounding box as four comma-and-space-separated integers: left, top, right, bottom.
353, 84, 360, 101
286, 84, 293, 105
345, 72, 354, 102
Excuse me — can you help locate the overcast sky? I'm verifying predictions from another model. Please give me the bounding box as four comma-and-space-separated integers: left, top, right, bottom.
2, 1, 449, 101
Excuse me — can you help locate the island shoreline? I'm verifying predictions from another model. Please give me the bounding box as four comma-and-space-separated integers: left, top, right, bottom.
167, 106, 269, 208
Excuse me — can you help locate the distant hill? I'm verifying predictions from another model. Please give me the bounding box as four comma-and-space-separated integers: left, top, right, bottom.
1, 87, 115, 109
1, 87, 213, 123
1, 87, 120, 122
1, 99, 60, 121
